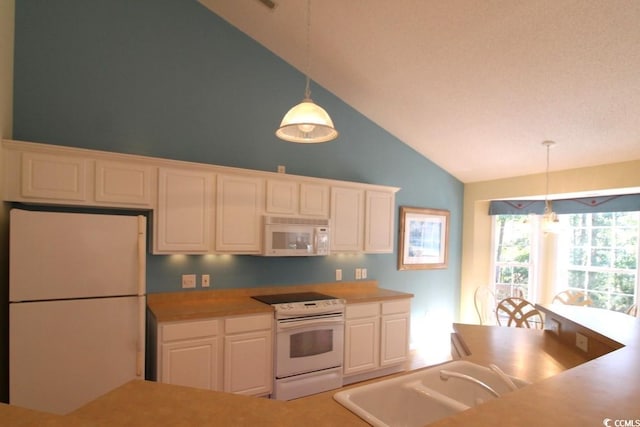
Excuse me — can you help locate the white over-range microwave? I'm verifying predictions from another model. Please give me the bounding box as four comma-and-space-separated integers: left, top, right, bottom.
262, 216, 330, 256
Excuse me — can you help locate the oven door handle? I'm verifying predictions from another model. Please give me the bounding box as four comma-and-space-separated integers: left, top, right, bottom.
277, 316, 344, 331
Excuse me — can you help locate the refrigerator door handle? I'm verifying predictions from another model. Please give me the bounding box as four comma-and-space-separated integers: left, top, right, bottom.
136, 215, 147, 378
137, 215, 146, 297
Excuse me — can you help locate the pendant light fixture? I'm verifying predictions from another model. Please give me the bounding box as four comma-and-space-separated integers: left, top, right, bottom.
541, 140, 559, 233
275, 0, 338, 143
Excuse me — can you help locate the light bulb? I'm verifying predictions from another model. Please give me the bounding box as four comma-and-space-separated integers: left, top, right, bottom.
297, 124, 316, 133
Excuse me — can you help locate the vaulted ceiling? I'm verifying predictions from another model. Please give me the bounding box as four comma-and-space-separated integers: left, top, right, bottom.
200, 0, 640, 183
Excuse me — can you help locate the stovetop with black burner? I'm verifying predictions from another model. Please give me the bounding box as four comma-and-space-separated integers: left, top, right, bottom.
251, 291, 337, 305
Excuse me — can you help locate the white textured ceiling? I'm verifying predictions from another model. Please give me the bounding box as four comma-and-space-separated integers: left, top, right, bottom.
199, 0, 640, 183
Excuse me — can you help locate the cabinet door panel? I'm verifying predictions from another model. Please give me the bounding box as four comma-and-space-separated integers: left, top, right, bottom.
161, 337, 221, 390
331, 187, 364, 252
224, 331, 272, 396
344, 317, 379, 375
381, 314, 410, 366
300, 183, 329, 217
365, 190, 395, 253
216, 174, 263, 252
95, 160, 152, 206
155, 168, 213, 253
266, 179, 298, 214
21, 152, 87, 201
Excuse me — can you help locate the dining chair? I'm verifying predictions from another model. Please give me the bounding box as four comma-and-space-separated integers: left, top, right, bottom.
473, 286, 497, 325
552, 290, 593, 307
495, 297, 544, 329
626, 304, 639, 317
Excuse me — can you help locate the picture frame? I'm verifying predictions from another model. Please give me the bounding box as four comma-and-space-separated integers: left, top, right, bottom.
398, 206, 450, 270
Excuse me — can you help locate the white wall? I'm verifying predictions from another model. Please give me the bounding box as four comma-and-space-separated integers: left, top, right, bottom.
460, 160, 640, 323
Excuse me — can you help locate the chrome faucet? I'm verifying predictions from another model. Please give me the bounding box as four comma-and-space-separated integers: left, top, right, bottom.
439, 370, 501, 398
489, 364, 518, 392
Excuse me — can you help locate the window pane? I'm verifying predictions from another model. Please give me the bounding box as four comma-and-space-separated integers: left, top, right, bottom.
492, 215, 533, 301
568, 270, 585, 287
561, 211, 639, 313
591, 228, 612, 247
590, 249, 611, 267
569, 248, 587, 266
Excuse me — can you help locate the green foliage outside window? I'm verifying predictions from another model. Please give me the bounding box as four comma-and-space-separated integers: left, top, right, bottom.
567, 212, 639, 312
494, 211, 638, 314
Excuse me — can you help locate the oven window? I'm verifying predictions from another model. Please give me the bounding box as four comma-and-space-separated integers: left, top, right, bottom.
290, 329, 333, 358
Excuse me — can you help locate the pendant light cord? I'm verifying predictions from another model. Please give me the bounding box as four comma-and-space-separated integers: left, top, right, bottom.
304, 0, 312, 99
543, 140, 555, 214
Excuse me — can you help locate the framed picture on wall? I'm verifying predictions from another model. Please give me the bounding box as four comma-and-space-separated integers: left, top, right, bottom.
398, 206, 450, 270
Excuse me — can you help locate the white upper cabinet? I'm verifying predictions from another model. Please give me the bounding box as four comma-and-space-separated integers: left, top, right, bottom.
4, 141, 154, 208
265, 179, 298, 215
299, 182, 330, 217
3, 140, 400, 255
20, 152, 88, 202
331, 186, 365, 252
95, 160, 153, 206
155, 167, 214, 254
265, 179, 330, 218
364, 190, 396, 253
215, 174, 264, 253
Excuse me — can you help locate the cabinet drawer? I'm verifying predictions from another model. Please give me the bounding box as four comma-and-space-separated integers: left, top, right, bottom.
161, 319, 219, 342
346, 303, 379, 319
225, 314, 272, 334
382, 299, 411, 315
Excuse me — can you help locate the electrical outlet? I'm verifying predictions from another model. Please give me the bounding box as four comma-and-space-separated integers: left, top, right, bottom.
548, 318, 561, 336
362, 268, 367, 279
336, 269, 342, 281
181, 274, 196, 289
277, 165, 286, 173
576, 332, 589, 352
355, 268, 362, 280
202, 274, 210, 288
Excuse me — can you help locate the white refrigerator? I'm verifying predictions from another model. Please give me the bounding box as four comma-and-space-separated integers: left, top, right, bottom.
9, 209, 146, 414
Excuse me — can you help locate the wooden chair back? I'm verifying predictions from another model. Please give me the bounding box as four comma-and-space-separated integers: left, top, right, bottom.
552, 290, 593, 307
474, 286, 497, 325
496, 297, 544, 329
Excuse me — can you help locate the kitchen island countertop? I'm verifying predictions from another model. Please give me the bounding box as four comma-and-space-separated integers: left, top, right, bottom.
5, 301, 638, 426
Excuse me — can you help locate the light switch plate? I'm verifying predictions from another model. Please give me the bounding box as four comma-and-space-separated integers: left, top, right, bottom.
182, 274, 196, 289
202, 274, 210, 288
336, 269, 342, 281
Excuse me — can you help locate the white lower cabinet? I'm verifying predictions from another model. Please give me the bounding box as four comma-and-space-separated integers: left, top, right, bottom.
224, 314, 273, 396
344, 303, 380, 376
158, 319, 222, 391
344, 299, 411, 384
380, 300, 411, 366
157, 314, 272, 397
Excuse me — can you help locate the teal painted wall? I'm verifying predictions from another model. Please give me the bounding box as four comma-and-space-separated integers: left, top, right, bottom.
12, 0, 463, 323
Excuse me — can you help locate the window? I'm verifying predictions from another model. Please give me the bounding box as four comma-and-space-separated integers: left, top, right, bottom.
491, 211, 639, 314
492, 215, 536, 301
558, 212, 639, 312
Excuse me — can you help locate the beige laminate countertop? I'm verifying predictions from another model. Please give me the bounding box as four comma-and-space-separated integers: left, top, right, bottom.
147, 280, 414, 322
431, 305, 640, 427
6, 296, 639, 426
